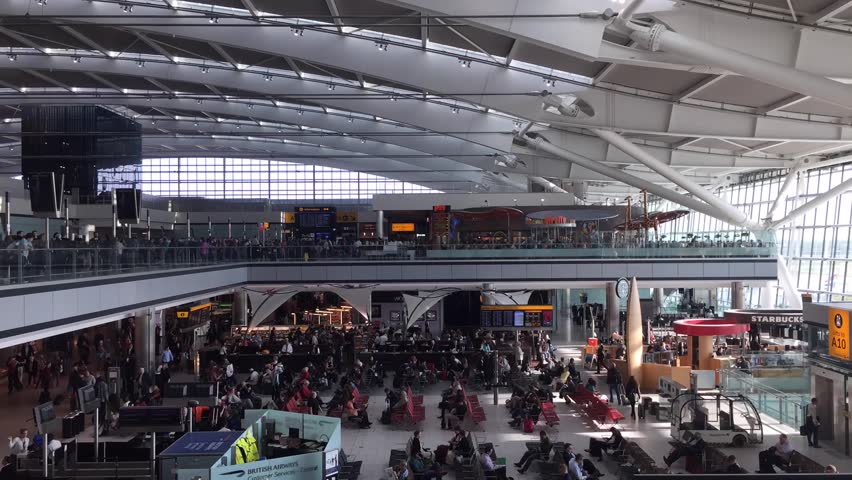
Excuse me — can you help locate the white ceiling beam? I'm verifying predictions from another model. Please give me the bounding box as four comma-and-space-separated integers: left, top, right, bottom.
420, 14, 428, 49
85, 72, 123, 91
239, 0, 261, 18
432, 18, 500, 64
504, 38, 521, 66
592, 63, 618, 85
131, 31, 175, 62
355, 73, 365, 88
209, 43, 239, 70
756, 94, 810, 115
0, 79, 23, 93
58, 25, 111, 57
673, 74, 727, 101
719, 138, 750, 150
0, 27, 47, 53
161, 0, 177, 9
324, 0, 344, 34
672, 137, 703, 149
22, 69, 71, 91
284, 57, 303, 78
744, 141, 788, 154
802, 0, 852, 24
206, 84, 226, 101
348, 12, 418, 35
144, 77, 175, 94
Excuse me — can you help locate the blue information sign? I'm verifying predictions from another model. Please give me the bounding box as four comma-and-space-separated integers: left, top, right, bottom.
161, 432, 245, 456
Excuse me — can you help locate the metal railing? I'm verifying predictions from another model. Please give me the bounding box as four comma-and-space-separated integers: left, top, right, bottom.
0, 240, 777, 286
719, 368, 809, 429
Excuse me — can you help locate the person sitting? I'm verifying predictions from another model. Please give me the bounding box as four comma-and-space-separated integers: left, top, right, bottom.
713, 454, 747, 474
585, 377, 597, 393
586, 427, 624, 461
410, 430, 432, 461
449, 427, 472, 457
568, 454, 602, 480
758, 434, 794, 473
393, 384, 410, 412
409, 454, 442, 480
663, 432, 706, 467
515, 431, 552, 473
344, 396, 371, 429
479, 446, 506, 480
439, 390, 466, 430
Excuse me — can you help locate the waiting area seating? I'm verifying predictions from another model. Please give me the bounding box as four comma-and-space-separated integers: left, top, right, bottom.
460, 385, 487, 424
391, 386, 426, 425
566, 385, 625, 424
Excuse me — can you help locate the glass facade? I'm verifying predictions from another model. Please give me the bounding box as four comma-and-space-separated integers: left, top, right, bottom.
139, 157, 441, 200
654, 162, 852, 307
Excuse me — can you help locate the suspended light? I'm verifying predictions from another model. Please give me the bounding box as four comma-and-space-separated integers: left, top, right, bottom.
247, 103, 254, 110
390, 94, 398, 102
36, 0, 46, 5
120, 3, 133, 12
7, 54, 17, 62
193, 121, 199, 126
375, 41, 389, 52
236, 124, 241, 129
136, 60, 145, 68
347, 115, 353, 123
196, 99, 203, 105
209, 16, 219, 24
360, 138, 367, 144
297, 108, 304, 116
450, 106, 460, 114
458, 58, 471, 68
543, 77, 557, 88
72, 56, 81, 63
264, 74, 273, 82
291, 27, 304, 36
201, 66, 209, 73
327, 82, 335, 91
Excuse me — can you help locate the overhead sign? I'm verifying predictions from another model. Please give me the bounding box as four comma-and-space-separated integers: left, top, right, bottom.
751, 314, 803, 324
282, 212, 296, 224
391, 223, 415, 232
297, 206, 335, 213
432, 205, 451, 213
337, 211, 358, 223
176, 311, 189, 319
829, 308, 850, 361
725, 309, 803, 326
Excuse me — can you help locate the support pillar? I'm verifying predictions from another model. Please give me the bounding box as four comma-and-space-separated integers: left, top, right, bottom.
3, 191, 9, 237
376, 210, 384, 239
605, 282, 619, 334
693, 335, 715, 371
653, 288, 665, 314
626, 277, 643, 385
731, 281, 745, 309
135, 309, 158, 373
234, 290, 248, 326
759, 282, 775, 309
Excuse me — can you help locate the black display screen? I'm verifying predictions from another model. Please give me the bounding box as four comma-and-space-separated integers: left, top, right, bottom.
299, 212, 333, 228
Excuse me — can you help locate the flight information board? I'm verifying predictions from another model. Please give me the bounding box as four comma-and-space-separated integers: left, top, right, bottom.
480, 305, 554, 329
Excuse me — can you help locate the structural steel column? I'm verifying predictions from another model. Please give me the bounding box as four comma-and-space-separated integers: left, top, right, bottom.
593, 128, 758, 229
605, 282, 620, 334
234, 289, 248, 326
629, 23, 852, 111
135, 309, 158, 373
520, 133, 750, 227
653, 288, 665, 314
731, 281, 745, 310
769, 176, 852, 229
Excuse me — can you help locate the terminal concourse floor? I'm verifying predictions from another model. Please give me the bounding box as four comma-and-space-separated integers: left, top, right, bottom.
0, 348, 850, 478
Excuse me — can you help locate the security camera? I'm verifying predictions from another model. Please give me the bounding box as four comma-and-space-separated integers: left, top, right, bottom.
541, 92, 596, 118
493, 153, 526, 169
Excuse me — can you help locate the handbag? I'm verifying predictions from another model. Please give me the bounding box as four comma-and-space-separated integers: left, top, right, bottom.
799, 425, 808, 436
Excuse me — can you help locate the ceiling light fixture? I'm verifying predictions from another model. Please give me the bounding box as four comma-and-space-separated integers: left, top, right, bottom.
36, 0, 46, 5
327, 82, 335, 91
247, 103, 254, 110
347, 115, 353, 123
7, 54, 17, 62
201, 66, 209, 73
196, 99, 203, 105
360, 138, 367, 144
136, 60, 145, 68
458, 58, 471, 68
264, 74, 273, 82
72, 56, 81, 63
375, 40, 389, 52
120, 3, 133, 12
209, 16, 219, 24
450, 106, 460, 114
541, 92, 596, 118
291, 27, 304, 36
543, 77, 557, 88
297, 108, 304, 115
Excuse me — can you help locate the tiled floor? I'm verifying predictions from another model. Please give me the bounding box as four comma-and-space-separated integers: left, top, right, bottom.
0, 342, 851, 479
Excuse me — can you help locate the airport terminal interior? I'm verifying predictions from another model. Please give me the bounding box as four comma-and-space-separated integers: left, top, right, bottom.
5, 0, 852, 479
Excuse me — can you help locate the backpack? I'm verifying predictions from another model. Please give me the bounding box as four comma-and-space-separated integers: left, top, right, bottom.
523, 417, 535, 433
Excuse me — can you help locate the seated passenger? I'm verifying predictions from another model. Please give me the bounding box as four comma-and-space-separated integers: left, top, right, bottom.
758, 434, 794, 473
586, 427, 624, 460
663, 432, 706, 467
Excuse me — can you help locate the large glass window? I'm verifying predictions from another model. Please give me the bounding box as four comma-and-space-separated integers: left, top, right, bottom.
139, 157, 441, 201
654, 163, 852, 305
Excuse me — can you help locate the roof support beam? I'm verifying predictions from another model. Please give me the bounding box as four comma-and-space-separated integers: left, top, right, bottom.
58, 25, 111, 57
630, 23, 852, 112
593, 128, 759, 229
519, 130, 753, 228
144, 77, 175, 94
22, 69, 71, 91
324, 0, 344, 33
672, 137, 702, 149
0, 27, 47, 54
504, 38, 521, 66
239, 0, 261, 18
85, 72, 123, 91
432, 18, 500, 64
770, 176, 852, 228
284, 57, 303, 78
209, 43, 239, 70
756, 94, 809, 115
420, 14, 428, 49
802, 0, 852, 24
744, 141, 787, 154
131, 31, 175, 62
672, 74, 727, 102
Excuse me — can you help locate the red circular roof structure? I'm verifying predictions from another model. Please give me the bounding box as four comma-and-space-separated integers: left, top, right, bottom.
672, 318, 751, 336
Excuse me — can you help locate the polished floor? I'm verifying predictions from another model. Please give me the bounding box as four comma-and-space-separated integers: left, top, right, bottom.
0, 343, 850, 478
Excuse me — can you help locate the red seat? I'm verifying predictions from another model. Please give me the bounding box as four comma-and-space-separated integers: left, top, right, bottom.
460, 386, 486, 424
541, 402, 560, 427
286, 397, 310, 414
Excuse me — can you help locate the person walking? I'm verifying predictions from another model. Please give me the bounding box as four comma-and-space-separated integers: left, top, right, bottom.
605, 363, 622, 406
806, 397, 821, 448
624, 376, 640, 419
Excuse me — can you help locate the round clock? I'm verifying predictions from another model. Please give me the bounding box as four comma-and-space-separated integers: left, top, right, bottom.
616, 277, 630, 299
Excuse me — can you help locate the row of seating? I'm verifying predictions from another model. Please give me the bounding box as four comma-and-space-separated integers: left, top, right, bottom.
285, 396, 310, 414
391, 386, 426, 425
460, 385, 487, 424
566, 385, 625, 424
540, 401, 560, 428
456, 433, 498, 480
